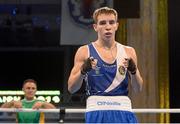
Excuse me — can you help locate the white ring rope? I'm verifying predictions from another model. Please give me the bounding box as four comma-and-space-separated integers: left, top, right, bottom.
0, 108, 180, 113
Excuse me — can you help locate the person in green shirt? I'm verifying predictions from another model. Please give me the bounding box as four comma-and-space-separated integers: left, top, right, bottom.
1, 79, 56, 123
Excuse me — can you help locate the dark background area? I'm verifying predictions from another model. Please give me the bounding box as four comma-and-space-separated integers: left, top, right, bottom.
0, 4, 60, 47
168, 0, 180, 122
0, 49, 64, 90
114, 0, 140, 18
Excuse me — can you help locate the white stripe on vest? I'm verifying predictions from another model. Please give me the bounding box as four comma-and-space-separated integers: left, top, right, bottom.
104, 43, 128, 92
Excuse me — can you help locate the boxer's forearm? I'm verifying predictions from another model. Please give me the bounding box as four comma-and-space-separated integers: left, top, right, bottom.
131, 69, 143, 93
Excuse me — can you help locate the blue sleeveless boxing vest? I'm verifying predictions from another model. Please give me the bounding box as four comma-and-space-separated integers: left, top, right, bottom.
85, 42, 129, 96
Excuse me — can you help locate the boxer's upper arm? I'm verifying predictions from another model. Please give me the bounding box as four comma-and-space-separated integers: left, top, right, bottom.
124, 46, 137, 65
71, 45, 88, 75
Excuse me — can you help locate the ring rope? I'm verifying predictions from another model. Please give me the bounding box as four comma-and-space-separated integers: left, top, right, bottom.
0, 108, 180, 113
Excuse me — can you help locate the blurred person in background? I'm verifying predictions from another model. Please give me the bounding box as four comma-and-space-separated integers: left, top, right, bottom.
1, 79, 55, 123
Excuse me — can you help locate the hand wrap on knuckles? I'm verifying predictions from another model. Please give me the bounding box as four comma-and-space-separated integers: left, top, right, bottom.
127, 58, 137, 75
81, 57, 93, 75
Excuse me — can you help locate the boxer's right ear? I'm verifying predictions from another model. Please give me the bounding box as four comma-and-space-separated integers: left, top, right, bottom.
93, 24, 98, 32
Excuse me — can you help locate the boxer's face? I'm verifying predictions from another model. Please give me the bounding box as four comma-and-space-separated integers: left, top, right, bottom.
22, 82, 37, 100
93, 14, 119, 42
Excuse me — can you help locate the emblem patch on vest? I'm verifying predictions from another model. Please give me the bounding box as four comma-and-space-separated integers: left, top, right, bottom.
118, 66, 126, 75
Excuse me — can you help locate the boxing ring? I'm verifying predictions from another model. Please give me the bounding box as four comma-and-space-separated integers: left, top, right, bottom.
0, 108, 180, 123
1, 108, 180, 113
